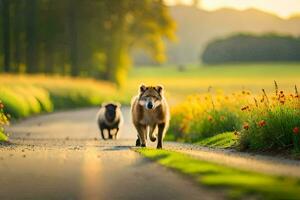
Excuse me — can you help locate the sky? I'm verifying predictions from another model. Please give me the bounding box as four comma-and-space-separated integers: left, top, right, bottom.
165, 0, 300, 18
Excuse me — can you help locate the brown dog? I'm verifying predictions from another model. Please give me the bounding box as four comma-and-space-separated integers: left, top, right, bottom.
131, 85, 170, 149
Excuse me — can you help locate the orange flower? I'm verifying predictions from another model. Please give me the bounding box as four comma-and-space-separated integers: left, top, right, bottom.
258, 120, 266, 127
243, 123, 249, 130
293, 127, 299, 135
207, 115, 213, 122
0, 102, 4, 109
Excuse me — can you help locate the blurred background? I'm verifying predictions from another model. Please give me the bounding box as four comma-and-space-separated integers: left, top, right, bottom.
0, 0, 300, 114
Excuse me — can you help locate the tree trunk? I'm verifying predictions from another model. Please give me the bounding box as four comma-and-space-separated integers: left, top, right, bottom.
13, 1, 21, 72
68, 0, 79, 77
2, 0, 11, 72
25, 0, 38, 73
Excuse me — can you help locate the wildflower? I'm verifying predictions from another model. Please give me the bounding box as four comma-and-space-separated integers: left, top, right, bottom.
234, 131, 239, 136
241, 106, 249, 111
207, 115, 213, 122
293, 127, 299, 135
243, 123, 249, 130
220, 116, 225, 121
0, 102, 4, 109
258, 120, 266, 127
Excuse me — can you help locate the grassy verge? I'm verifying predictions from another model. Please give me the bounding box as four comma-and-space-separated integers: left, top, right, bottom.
0, 74, 125, 119
167, 82, 300, 154
195, 132, 237, 149
0, 131, 8, 142
136, 148, 300, 199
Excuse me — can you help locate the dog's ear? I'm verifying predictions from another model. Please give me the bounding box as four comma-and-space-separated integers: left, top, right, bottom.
155, 85, 163, 94
139, 84, 147, 93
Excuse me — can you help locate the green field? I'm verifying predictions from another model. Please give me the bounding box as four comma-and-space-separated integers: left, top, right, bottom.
125, 63, 300, 104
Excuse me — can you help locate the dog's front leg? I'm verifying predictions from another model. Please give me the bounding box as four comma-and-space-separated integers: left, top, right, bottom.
136, 124, 147, 147
157, 123, 166, 149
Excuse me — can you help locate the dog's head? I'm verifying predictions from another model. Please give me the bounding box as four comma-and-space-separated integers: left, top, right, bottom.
102, 102, 121, 122
138, 84, 164, 110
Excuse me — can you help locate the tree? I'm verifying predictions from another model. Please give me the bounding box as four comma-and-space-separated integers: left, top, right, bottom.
2, 0, 11, 72
202, 33, 300, 64
25, 0, 38, 73
0, 0, 176, 85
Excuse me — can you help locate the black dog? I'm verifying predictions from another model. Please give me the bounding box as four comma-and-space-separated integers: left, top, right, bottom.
97, 103, 123, 140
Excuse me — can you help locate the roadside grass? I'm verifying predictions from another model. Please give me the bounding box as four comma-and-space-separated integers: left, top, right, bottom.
0, 74, 120, 119
0, 100, 9, 142
137, 148, 300, 200
195, 132, 237, 148
0, 131, 8, 142
168, 81, 300, 153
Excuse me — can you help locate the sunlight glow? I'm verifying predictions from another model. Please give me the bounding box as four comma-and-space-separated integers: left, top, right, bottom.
165, 0, 300, 18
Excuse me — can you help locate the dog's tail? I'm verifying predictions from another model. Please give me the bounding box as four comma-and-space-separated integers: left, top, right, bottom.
149, 126, 157, 142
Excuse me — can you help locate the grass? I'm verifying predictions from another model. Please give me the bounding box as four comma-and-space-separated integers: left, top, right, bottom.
126, 63, 300, 104
0, 100, 9, 142
167, 80, 300, 153
137, 148, 300, 199
0, 74, 121, 119
0, 131, 8, 142
195, 132, 237, 148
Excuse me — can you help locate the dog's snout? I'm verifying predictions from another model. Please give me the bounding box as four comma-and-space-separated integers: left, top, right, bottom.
147, 102, 154, 109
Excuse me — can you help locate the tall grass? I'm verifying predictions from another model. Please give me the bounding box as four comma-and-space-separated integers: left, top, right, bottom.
169, 90, 247, 142
169, 82, 300, 153
239, 83, 300, 152
0, 74, 119, 119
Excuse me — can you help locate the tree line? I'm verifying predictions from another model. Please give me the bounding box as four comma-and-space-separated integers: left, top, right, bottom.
0, 0, 175, 85
202, 33, 300, 64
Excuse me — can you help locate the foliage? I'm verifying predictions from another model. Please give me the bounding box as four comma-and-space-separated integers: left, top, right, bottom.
0, 0, 175, 86
202, 33, 300, 64
137, 149, 300, 199
0, 74, 118, 119
168, 81, 300, 153
239, 83, 300, 152
0, 100, 9, 142
168, 91, 244, 142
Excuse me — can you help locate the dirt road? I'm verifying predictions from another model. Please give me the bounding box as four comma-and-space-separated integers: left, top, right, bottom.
2, 107, 300, 200
1, 108, 222, 200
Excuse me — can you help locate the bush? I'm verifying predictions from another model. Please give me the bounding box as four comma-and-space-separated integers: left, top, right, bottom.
0, 100, 9, 142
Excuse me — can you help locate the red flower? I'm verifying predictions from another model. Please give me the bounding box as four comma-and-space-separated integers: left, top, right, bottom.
243, 123, 249, 130
258, 120, 266, 127
293, 127, 299, 135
